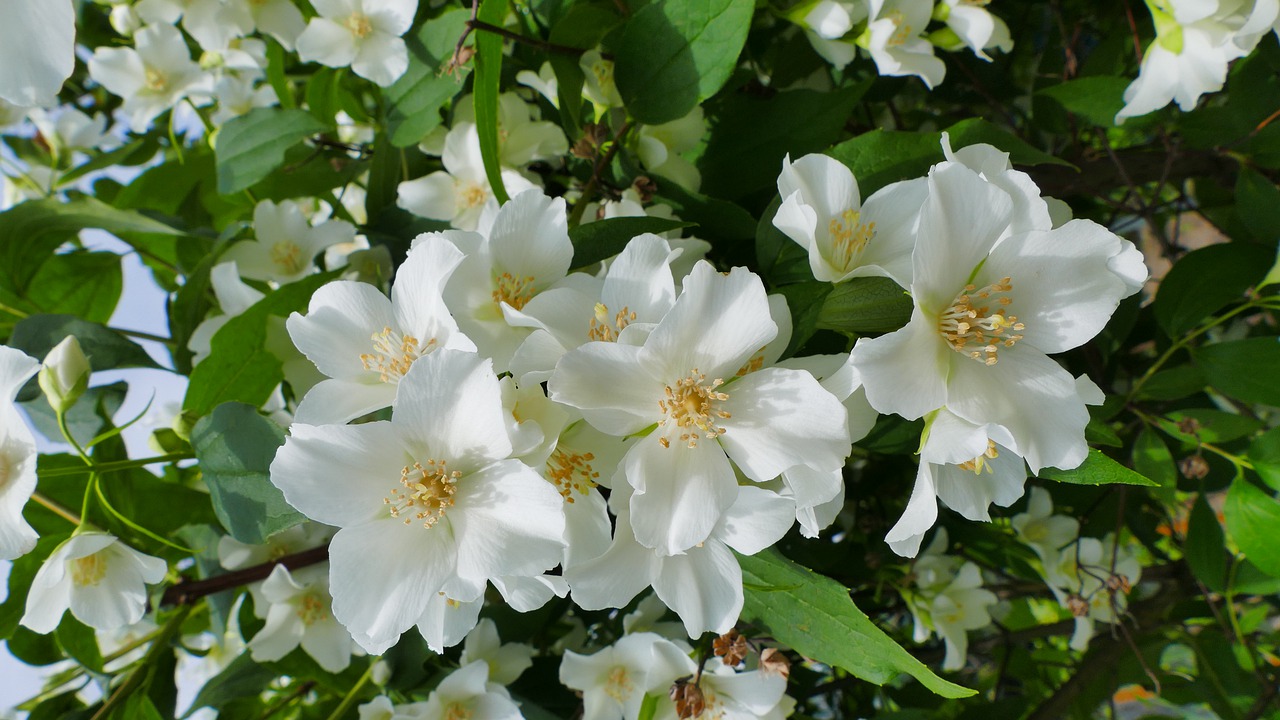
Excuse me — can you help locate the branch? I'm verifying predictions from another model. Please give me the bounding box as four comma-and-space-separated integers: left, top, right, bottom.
1026, 147, 1238, 200
159, 544, 329, 606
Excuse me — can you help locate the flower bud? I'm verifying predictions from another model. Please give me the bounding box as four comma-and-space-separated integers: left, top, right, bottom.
38, 336, 90, 414
109, 5, 141, 36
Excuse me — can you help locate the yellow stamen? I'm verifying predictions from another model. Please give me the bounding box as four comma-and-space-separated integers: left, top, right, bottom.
296, 593, 329, 625
658, 370, 731, 449
604, 666, 634, 702
493, 272, 537, 310
360, 327, 436, 383
587, 303, 636, 342
827, 209, 876, 272
269, 241, 306, 276
546, 449, 599, 503
71, 553, 108, 586
344, 13, 373, 38
384, 460, 461, 528
938, 276, 1025, 365
956, 440, 999, 474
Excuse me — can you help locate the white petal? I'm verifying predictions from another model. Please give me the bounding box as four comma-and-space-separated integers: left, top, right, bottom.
393, 350, 512, 471
850, 313, 949, 420
392, 236, 469, 347
548, 341, 664, 437
294, 378, 398, 426
270, 422, 411, 527
601, 234, 679, 322
627, 434, 738, 555
718, 367, 849, 481
296, 18, 358, 69
0, 0, 76, 107
884, 463, 938, 557
716, 486, 795, 555
249, 603, 305, 662
489, 190, 573, 288
450, 461, 565, 583
287, 280, 397, 381
397, 172, 461, 221
352, 33, 409, 87
566, 515, 659, 610
652, 539, 742, 636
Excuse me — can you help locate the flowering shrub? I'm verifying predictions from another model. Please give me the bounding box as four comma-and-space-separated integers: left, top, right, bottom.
1, 1, 1279, 719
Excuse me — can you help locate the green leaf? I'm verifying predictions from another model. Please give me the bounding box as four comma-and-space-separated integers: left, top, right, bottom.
9, 315, 160, 371
474, 0, 510, 204
191, 402, 302, 544
1036, 76, 1132, 127
637, 693, 660, 720
569, 216, 694, 268
304, 67, 345, 126
699, 84, 869, 201
817, 277, 913, 334
1235, 167, 1280, 244
386, 7, 471, 147
738, 549, 975, 698
1152, 243, 1272, 338
1038, 449, 1157, 486
182, 272, 336, 417
944, 118, 1074, 167
264, 38, 295, 110
1224, 477, 1280, 578
186, 654, 276, 717
777, 282, 832, 356
614, 0, 754, 124
827, 129, 943, 195
1134, 363, 1206, 401
1132, 427, 1177, 500
755, 197, 812, 286
1186, 495, 1229, 592
1161, 408, 1264, 444
1247, 426, 1280, 491
1193, 337, 1280, 407
25, 251, 122, 324
54, 616, 104, 673
215, 108, 328, 195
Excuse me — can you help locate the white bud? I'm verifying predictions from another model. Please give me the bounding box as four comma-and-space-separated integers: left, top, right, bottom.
109, 5, 141, 37
38, 335, 90, 413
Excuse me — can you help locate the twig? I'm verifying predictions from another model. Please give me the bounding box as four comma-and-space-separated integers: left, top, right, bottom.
567, 121, 633, 227
160, 544, 329, 606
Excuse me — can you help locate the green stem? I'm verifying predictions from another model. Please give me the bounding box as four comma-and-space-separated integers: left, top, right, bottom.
30, 491, 82, 526
57, 410, 92, 465
89, 605, 193, 720
1128, 300, 1261, 401
111, 327, 176, 346
93, 478, 196, 553
1224, 556, 1258, 673
323, 663, 375, 720
39, 453, 195, 478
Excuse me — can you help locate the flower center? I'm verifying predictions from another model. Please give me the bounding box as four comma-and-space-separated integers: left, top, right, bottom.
360, 327, 435, 383
956, 440, 998, 474
384, 460, 461, 528
493, 272, 537, 310
459, 182, 489, 209
604, 666, 634, 702
938, 276, 1024, 365
443, 703, 472, 720
546, 448, 599, 503
269, 240, 306, 276
587, 303, 636, 342
590, 60, 614, 90
828, 209, 876, 272
144, 68, 169, 92
296, 593, 329, 625
71, 552, 108, 586
344, 12, 373, 38
887, 11, 913, 46
657, 370, 731, 449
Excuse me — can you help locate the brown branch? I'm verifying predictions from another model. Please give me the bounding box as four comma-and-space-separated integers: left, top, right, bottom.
466, 20, 596, 57
567, 121, 633, 227
1025, 147, 1237, 200
159, 545, 329, 607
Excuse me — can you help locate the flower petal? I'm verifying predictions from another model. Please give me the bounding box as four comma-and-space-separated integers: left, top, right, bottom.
718, 367, 849, 481
652, 539, 742, 636
270, 421, 411, 527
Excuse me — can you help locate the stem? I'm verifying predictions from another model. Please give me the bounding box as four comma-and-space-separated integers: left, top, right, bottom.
567, 121, 632, 227
89, 605, 193, 720
57, 410, 92, 464
466, 19, 594, 56
39, 453, 195, 478
323, 663, 374, 720
1128, 300, 1261, 400
257, 681, 317, 720
30, 491, 82, 525
110, 327, 175, 346
160, 544, 329, 606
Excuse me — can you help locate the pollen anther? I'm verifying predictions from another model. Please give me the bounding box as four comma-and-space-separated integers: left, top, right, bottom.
658, 370, 730, 448
385, 460, 461, 528
360, 327, 436, 383
938, 276, 1025, 365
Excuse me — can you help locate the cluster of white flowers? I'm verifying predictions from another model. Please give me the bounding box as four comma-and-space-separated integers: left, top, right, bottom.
787, 0, 1013, 87
1118, 0, 1280, 122
775, 135, 1147, 557
901, 529, 998, 671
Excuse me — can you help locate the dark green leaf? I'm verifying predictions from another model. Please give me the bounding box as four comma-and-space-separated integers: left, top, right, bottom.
1038, 449, 1157, 486
1186, 495, 1229, 592
191, 402, 302, 544
1248, 426, 1280, 491
385, 7, 471, 147
1193, 338, 1280, 407
817, 277, 913, 335
1132, 427, 1177, 500
755, 197, 812, 286
569, 216, 694, 268
739, 549, 975, 698
776, 282, 832, 356
1036, 76, 1131, 127
9, 315, 160, 371
614, 0, 754, 124
1135, 363, 1206, 401
1161, 408, 1264, 444
945, 118, 1074, 167
54, 616, 104, 673
474, 0, 510, 204
1224, 477, 1280, 578
186, 654, 276, 716
1235, 168, 1280, 244
1153, 243, 1272, 338
215, 108, 328, 195
827, 129, 943, 196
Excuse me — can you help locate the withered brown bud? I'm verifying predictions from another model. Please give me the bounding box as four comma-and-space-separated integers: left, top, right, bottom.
1106, 574, 1132, 594
1176, 416, 1202, 436
669, 680, 706, 719
632, 175, 657, 202
1066, 593, 1090, 617
759, 648, 791, 678
444, 45, 474, 76
713, 629, 750, 666
1179, 454, 1210, 480
571, 123, 609, 160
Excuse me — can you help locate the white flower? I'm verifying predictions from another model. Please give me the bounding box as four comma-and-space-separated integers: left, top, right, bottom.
89, 24, 209, 133
860, 0, 946, 88
235, 0, 308, 50
21, 532, 168, 633
560, 632, 696, 720
580, 50, 623, 109
850, 162, 1145, 472
550, 261, 850, 555
936, 0, 1014, 60
516, 62, 560, 107
453, 93, 570, 168
38, 335, 90, 413
940, 133, 1054, 238
270, 349, 567, 654
459, 618, 534, 686
136, 0, 253, 51
773, 152, 927, 286
225, 199, 357, 285
0, 0, 76, 108
1116, 0, 1255, 121
212, 74, 280, 124
296, 0, 417, 87
636, 109, 706, 190
885, 408, 1028, 557
507, 233, 682, 386
912, 561, 998, 670
419, 661, 523, 720
286, 234, 474, 425
217, 522, 335, 608
653, 665, 791, 720
1010, 486, 1078, 562
540, 418, 627, 570
397, 122, 538, 231
791, 0, 866, 68
1039, 534, 1142, 651
0, 345, 40, 560
29, 108, 114, 156
248, 564, 355, 672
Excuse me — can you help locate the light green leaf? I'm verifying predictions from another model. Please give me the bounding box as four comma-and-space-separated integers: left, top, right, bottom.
54, 616, 103, 674
1224, 477, 1280, 578
191, 402, 302, 545
474, 0, 509, 204
215, 107, 328, 195
1132, 427, 1177, 500
614, 0, 755, 124
1036, 76, 1132, 127
386, 7, 471, 147
738, 549, 975, 698
1193, 338, 1280, 407
1038, 448, 1158, 486
817, 277, 913, 335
